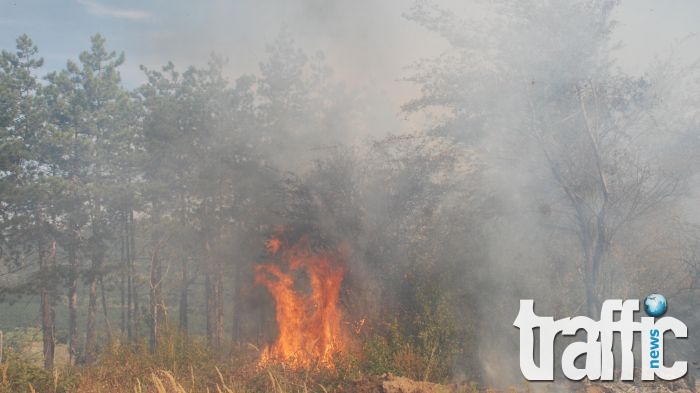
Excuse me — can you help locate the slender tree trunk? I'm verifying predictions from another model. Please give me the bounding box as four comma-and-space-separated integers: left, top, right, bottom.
68, 124, 80, 365
120, 207, 126, 335
131, 209, 139, 340
206, 273, 215, 346
133, 283, 140, 341
127, 207, 138, 341
40, 238, 55, 369
205, 270, 224, 348
587, 211, 607, 320
205, 261, 225, 348
100, 277, 113, 344
179, 257, 188, 334
580, 89, 608, 321
203, 200, 215, 347
67, 229, 79, 365
201, 196, 224, 349
85, 256, 101, 364
215, 272, 224, 347
580, 216, 605, 321
149, 239, 163, 351
42, 299, 54, 370
126, 207, 133, 341
231, 262, 241, 343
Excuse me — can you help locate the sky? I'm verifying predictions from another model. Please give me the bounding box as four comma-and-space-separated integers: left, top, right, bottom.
1, 0, 699, 133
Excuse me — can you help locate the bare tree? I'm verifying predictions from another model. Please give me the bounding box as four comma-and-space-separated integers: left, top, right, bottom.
529, 80, 679, 318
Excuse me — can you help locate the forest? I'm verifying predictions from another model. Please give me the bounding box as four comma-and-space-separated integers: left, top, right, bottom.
0, 1, 699, 392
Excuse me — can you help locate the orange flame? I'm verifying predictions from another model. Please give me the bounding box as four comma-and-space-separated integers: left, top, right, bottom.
255, 232, 347, 368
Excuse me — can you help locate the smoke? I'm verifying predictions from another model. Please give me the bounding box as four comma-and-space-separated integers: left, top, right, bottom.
1, 0, 699, 387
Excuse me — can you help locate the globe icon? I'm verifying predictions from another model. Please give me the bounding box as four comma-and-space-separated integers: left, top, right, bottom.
644, 294, 667, 317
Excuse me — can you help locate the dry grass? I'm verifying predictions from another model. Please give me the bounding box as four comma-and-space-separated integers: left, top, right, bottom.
0, 329, 472, 393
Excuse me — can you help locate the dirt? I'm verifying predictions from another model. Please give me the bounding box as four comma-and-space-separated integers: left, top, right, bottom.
339, 374, 467, 393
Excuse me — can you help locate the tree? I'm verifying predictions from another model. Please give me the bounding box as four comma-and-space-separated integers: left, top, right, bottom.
45, 33, 128, 364
0, 35, 60, 370
404, 0, 697, 319
403, 1, 700, 384
256, 30, 357, 170
138, 54, 264, 349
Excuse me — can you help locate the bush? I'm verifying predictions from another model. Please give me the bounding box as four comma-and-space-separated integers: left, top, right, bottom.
357, 264, 471, 383
0, 349, 78, 393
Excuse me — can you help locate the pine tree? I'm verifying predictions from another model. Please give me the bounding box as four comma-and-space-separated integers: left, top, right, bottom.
0, 35, 58, 369
45, 34, 128, 364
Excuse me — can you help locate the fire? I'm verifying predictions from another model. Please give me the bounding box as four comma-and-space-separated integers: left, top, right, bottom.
255, 231, 347, 368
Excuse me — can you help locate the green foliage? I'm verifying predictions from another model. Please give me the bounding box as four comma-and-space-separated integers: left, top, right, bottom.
359, 298, 461, 382
0, 350, 78, 393
362, 334, 396, 376
355, 261, 479, 384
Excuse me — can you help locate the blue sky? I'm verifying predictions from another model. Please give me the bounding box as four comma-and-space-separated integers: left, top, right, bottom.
1, 0, 698, 132
1, 1, 264, 83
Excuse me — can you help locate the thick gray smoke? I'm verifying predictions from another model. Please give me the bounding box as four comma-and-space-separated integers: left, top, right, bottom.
0, 0, 698, 389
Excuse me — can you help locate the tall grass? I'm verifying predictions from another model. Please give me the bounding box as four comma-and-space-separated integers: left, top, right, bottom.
0, 327, 474, 392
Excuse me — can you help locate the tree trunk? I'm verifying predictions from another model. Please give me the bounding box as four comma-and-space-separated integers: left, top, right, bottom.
40, 238, 55, 369
84, 257, 100, 364
579, 211, 606, 321
126, 217, 133, 341
149, 240, 163, 351
120, 207, 126, 335
231, 262, 241, 343
67, 230, 79, 365
203, 198, 224, 349
127, 207, 137, 341
215, 272, 224, 347
206, 273, 215, 346
205, 270, 224, 349
179, 258, 188, 334
85, 203, 105, 364
100, 277, 113, 344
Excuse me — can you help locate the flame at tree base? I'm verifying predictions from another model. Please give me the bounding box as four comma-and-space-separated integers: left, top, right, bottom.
255, 232, 347, 369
